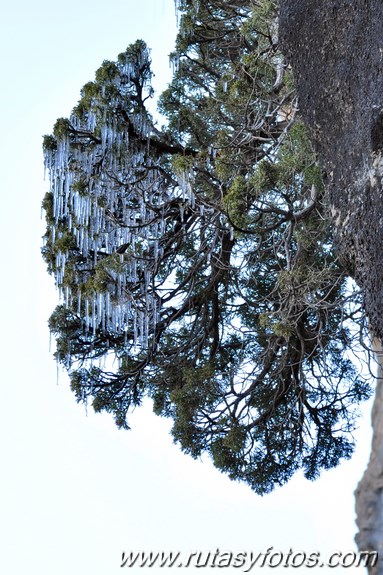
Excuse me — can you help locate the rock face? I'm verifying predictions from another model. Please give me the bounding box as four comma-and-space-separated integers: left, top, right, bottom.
355, 339, 383, 573
280, 1, 383, 572
280, 0, 383, 340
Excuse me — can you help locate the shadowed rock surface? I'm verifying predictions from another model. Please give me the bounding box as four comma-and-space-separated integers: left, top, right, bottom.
280, 2, 383, 572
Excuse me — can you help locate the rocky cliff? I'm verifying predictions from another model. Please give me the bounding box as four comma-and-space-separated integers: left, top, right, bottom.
280, 1, 383, 572
280, 0, 383, 339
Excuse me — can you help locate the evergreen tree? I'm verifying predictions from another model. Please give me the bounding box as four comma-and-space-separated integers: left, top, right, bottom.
42, 0, 370, 494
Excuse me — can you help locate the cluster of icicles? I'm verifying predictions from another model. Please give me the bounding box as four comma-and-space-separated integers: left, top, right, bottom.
43, 59, 195, 350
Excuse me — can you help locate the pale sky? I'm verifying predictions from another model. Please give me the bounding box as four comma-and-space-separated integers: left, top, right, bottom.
0, 1, 375, 573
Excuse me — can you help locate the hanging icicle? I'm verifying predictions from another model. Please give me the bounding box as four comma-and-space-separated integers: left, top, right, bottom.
42, 39, 205, 372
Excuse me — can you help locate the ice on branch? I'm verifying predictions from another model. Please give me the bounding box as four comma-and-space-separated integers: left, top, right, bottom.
42, 41, 194, 354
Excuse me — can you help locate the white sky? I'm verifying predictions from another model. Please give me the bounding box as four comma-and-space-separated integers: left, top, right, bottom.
0, 1, 375, 573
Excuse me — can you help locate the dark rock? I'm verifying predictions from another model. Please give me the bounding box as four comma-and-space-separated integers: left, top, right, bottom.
280, 0, 383, 343
280, 2, 383, 570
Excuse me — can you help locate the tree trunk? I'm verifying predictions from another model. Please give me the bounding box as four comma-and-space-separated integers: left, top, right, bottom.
279, 1, 383, 571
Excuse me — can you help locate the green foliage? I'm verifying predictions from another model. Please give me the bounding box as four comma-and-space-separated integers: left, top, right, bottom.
223, 176, 250, 227
42, 0, 371, 495
53, 117, 71, 139
41, 192, 54, 222
171, 154, 194, 176
42, 135, 57, 152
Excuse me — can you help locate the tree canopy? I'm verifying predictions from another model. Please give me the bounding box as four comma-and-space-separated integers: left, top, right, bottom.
42, 0, 370, 494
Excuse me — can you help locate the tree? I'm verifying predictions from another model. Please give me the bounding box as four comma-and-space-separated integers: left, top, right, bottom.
42, 0, 370, 496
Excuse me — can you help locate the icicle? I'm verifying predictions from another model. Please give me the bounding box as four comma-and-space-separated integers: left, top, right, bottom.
56, 359, 60, 386
98, 292, 103, 325
92, 296, 97, 336
171, 53, 180, 73
152, 299, 157, 334
85, 298, 90, 331
139, 311, 144, 346
153, 237, 159, 261
101, 300, 106, 332
105, 291, 111, 325
133, 313, 138, 346
77, 289, 82, 315
144, 313, 149, 349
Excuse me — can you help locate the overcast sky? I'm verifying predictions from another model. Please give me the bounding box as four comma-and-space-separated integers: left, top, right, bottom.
0, 1, 375, 574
